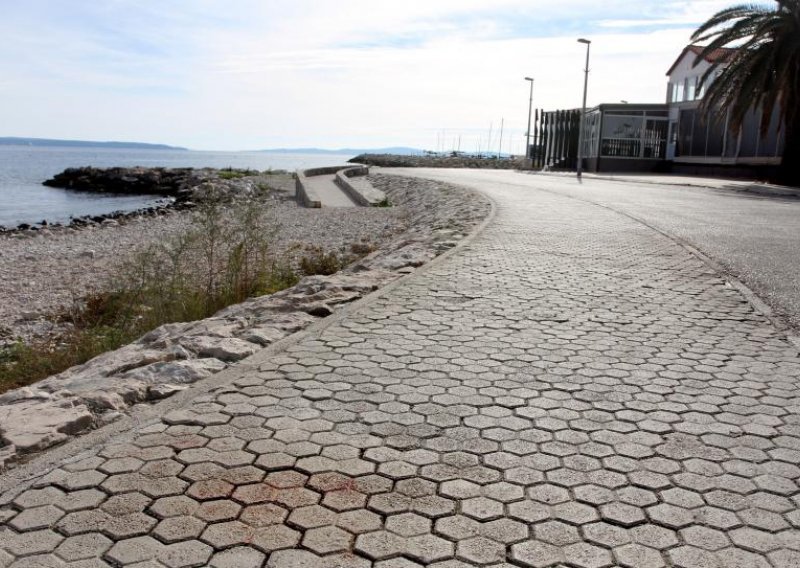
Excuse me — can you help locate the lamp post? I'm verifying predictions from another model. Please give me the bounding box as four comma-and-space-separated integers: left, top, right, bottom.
576, 38, 591, 179
524, 77, 534, 165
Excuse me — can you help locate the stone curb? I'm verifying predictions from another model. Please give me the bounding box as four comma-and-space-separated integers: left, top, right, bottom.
527, 170, 800, 199
0, 177, 498, 496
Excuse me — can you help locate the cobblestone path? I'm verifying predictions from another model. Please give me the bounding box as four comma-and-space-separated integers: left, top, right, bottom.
3, 174, 800, 567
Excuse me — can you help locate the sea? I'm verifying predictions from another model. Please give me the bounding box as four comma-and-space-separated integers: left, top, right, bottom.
0, 146, 355, 228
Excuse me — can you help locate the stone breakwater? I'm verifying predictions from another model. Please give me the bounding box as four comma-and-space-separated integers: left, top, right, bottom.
351, 153, 528, 169
0, 174, 491, 470
1, 166, 269, 234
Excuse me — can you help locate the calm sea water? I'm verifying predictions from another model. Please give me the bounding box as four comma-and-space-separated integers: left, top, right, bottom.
0, 146, 354, 228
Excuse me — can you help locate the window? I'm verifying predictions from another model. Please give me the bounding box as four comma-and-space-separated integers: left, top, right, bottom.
599, 113, 668, 159
687, 77, 696, 101
675, 81, 684, 103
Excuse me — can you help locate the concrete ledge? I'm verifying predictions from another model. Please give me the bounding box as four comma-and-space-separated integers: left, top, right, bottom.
334, 166, 387, 206
295, 167, 342, 208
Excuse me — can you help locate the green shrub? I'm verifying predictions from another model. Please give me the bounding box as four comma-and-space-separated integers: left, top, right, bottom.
0, 196, 299, 394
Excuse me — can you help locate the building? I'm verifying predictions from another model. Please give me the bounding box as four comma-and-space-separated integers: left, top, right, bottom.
665, 45, 785, 176
531, 44, 785, 176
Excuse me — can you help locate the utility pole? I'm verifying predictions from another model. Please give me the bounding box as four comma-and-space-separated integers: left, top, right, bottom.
577, 38, 591, 179
524, 77, 534, 163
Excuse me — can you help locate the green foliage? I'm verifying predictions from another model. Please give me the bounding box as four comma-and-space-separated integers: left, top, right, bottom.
691, 0, 800, 183
299, 246, 346, 276
217, 168, 259, 180
0, 197, 300, 394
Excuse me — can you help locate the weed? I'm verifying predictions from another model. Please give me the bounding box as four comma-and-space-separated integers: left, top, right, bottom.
217, 168, 258, 180
0, 196, 300, 394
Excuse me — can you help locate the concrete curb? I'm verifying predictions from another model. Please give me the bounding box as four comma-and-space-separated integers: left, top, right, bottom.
0, 177, 498, 496
334, 166, 387, 206
526, 170, 800, 199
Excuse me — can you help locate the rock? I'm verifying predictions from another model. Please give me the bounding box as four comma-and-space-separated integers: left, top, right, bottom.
179, 336, 259, 362
0, 387, 51, 404
120, 359, 227, 384
0, 400, 94, 453
241, 327, 288, 346
78, 250, 96, 259
148, 384, 187, 400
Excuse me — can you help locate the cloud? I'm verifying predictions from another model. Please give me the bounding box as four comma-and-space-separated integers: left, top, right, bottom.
0, 0, 734, 150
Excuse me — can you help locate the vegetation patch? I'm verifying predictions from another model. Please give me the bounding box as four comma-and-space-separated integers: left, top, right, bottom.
217, 167, 260, 180
0, 193, 365, 394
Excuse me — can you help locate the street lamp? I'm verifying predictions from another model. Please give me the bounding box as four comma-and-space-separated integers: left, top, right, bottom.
576, 38, 591, 179
524, 77, 534, 165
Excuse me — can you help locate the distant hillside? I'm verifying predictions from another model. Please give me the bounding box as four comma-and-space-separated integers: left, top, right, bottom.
258, 147, 425, 156
0, 137, 187, 150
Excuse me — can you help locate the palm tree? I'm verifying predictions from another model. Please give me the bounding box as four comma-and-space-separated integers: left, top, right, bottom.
691, 0, 800, 185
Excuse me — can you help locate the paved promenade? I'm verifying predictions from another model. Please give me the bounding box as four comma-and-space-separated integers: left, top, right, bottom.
3, 171, 800, 567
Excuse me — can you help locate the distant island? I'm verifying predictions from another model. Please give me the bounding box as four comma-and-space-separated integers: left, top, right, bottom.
258, 147, 425, 156
0, 137, 187, 150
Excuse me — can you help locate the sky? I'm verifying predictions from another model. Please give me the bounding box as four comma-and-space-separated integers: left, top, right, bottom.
0, 0, 737, 153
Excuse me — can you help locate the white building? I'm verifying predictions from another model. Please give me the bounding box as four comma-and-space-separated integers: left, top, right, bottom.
665, 45, 785, 170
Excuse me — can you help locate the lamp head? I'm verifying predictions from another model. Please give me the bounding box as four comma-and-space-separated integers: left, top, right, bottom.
524, 77, 534, 82
577, 38, 591, 44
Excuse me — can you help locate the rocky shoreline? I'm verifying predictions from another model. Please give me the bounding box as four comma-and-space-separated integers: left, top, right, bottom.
0, 172, 492, 469
351, 153, 528, 169
1, 166, 273, 235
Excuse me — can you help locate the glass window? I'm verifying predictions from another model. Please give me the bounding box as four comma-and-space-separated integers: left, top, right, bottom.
675, 82, 684, 102
687, 77, 696, 101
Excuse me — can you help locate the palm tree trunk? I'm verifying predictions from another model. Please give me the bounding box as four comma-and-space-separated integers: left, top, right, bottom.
778, 105, 800, 187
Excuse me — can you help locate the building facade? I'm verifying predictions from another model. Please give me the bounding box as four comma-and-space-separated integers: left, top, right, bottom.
665, 45, 785, 175
533, 44, 785, 176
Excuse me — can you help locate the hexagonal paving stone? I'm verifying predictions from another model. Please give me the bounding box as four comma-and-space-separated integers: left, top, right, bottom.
563, 542, 614, 568
9, 505, 65, 531
647, 503, 695, 529
613, 543, 666, 568
331, 510, 379, 535
251, 524, 301, 553
534, 520, 582, 546
322, 489, 369, 511
527, 484, 570, 505
404, 534, 455, 564
552, 501, 600, 525
457, 536, 506, 565
600, 502, 647, 527
386, 513, 432, 537
302, 525, 353, 554
54, 533, 114, 561
681, 525, 731, 551
209, 546, 266, 568
158, 539, 214, 568
462, 497, 504, 521
511, 541, 566, 568
104, 536, 164, 564
355, 530, 406, 560
286, 504, 337, 529
153, 516, 206, 543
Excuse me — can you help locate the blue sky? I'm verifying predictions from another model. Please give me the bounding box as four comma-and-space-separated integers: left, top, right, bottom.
0, 1, 734, 152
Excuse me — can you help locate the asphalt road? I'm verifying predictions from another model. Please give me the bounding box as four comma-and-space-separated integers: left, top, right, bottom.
391, 168, 800, 337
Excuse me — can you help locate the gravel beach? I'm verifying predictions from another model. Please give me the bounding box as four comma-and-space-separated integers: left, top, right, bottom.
0, 174, 406, 345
